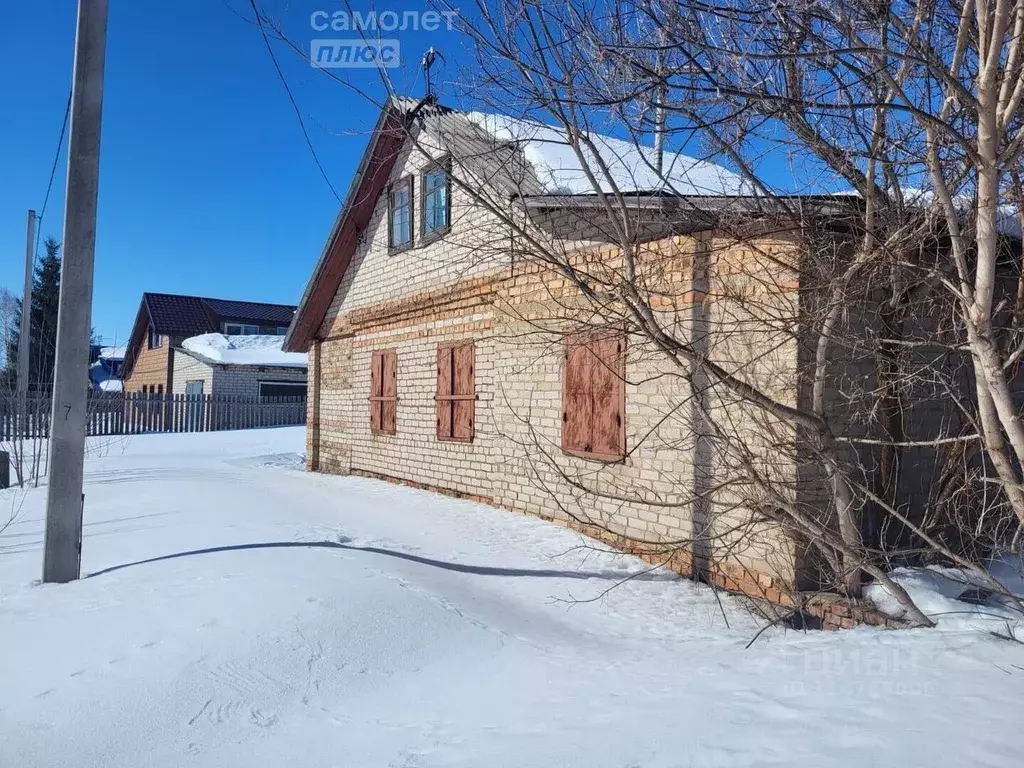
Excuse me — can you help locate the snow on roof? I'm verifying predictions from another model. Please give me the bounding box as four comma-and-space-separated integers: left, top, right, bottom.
99, 346, 126, 361
181, 333, 308, 368
463, 111, 747, 196
829, 187, 1023, 238
902, 188, 1022, 238
89, 359, 123, 392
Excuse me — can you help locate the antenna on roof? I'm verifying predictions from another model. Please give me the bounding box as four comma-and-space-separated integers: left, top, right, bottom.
421, 47, 444, 101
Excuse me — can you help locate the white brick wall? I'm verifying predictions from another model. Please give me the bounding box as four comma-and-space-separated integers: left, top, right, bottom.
307, 126, 804, 586
172, 353, 214, 395
172, 350, 307, 398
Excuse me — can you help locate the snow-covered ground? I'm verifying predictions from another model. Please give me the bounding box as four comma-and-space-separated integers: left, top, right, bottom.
1, 428, 1022, 767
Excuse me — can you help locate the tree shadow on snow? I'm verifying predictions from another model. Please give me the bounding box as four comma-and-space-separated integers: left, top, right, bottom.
85, 539, 679, 583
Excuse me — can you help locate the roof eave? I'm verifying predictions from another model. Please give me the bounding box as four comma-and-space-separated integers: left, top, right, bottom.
120, 296, 155, 380
284, 101, 412, 353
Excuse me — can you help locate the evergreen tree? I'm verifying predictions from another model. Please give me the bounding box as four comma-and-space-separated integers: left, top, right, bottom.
3, 238, 63, 388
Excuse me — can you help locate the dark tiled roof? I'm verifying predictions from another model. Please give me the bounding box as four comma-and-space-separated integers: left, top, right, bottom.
203, 298, 296, 325
144, 294, 217, 335
142, 293, 296, 335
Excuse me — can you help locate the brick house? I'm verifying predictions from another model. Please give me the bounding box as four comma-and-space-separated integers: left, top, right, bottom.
121, 293, 303, 399
172, 333, 308, 400
282, 98, 916, 597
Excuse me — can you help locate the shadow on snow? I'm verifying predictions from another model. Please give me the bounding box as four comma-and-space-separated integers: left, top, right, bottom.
85, 539, 678, 583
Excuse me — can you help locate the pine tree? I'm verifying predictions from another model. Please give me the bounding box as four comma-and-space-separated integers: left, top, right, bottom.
31, 238, 62, 385
3, 237, 63, 389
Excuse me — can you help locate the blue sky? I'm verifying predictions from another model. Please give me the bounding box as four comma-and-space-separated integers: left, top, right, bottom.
0, 1, 465, 346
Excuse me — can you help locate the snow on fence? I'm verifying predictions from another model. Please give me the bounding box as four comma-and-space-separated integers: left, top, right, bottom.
0, 391, 306, 440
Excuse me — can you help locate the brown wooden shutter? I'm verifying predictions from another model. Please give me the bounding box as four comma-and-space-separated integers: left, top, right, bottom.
382, 350, 397, 434
562, 334, 593, 454
369, 351, 382, 432
452, 344, 475, 440
436, 346, 453, 438
590, 332, 625, 459
562, 331, 625, 460
436, 343, 475, 442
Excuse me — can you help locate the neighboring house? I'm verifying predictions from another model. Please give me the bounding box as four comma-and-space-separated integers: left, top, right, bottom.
283, 97, 983, 597
172, 333, 307, 400
121, 293, 299, 397
89, 345, 125, 392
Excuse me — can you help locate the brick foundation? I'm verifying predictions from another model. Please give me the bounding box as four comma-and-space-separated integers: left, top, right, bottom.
344, 466, 905, 630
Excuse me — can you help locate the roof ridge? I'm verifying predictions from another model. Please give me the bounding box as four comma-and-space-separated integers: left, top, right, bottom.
140, 291, 297, 308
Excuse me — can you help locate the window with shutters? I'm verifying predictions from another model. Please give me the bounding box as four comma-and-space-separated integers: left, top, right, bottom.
369, 350, 397, 435
436, 343, 475, 442
562, 331, 626, 461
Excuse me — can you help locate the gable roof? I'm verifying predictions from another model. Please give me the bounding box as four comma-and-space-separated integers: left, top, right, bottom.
143, 293, 296, 335
145, 293, 217, 336
122, 292, 297, 378
283, 97, 746, 352
284, 99, 414, 352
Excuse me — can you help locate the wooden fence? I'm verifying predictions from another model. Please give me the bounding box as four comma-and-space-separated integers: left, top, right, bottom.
0, 391, 306, 440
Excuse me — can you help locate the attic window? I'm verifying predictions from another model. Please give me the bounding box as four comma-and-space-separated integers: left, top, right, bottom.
421, 158, 451, 238
388, 176, 413, 252
224, 323, 260, 335
148, 328, 163, 349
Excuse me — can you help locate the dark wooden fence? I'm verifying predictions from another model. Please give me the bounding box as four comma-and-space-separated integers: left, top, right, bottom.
0, 391, 306, 440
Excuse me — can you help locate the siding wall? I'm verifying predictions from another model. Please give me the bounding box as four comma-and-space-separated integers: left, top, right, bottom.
124, 332, 180, 393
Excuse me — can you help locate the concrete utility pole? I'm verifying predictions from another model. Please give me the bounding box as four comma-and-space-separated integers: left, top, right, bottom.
18, 211, 36, 397
42, 0, 108, 584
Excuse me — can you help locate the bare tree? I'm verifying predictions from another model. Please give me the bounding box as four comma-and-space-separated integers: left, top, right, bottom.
420, 0, 1024, 624
251, 0, 1024, 625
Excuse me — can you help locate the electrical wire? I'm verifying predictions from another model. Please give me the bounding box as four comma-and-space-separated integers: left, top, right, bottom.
36, 89, 73, 257
248, 0, 341, 203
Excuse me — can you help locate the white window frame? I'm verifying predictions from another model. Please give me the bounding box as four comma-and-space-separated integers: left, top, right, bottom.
148, 327, 162, 349
223, 322, 261, 335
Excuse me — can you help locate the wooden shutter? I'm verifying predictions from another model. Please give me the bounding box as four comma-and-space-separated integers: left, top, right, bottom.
436, 343, 475, 441
370, 350, 397, 435
562, 331, 625, 460
369, 351, 383, 432
381, 351, 397, 434
562, 335, 593, 454
452, 344, 475, 440
436, 346, 453, 439
590, 332, 625, 459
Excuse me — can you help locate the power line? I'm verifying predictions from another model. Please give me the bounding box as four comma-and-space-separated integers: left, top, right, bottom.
36, 89, 73, 257
248, 1, 341, 203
